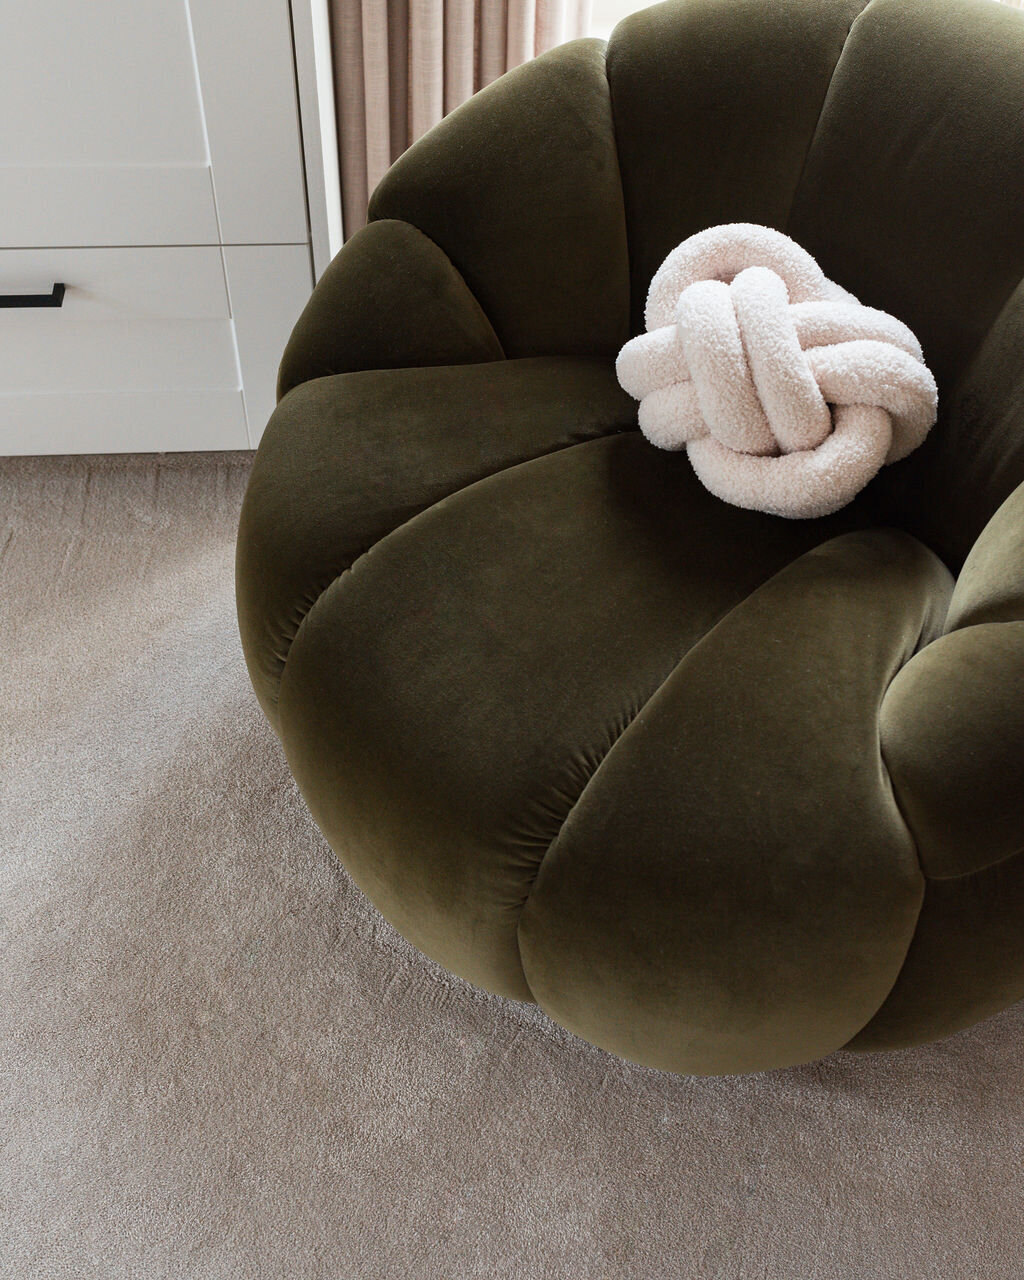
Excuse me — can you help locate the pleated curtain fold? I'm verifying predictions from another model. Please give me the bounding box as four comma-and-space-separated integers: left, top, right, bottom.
331, 0, 592, 238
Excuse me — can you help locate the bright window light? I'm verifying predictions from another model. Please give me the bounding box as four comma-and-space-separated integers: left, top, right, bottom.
590, 0, 662, 40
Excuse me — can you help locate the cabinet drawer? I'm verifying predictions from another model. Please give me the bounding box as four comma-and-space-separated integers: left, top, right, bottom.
0, 247, 248, 454
0, 0, 308, 249
0, 166, 220, 249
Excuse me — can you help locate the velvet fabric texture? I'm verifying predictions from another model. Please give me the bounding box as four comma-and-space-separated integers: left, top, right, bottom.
237, 0, 1024, 1074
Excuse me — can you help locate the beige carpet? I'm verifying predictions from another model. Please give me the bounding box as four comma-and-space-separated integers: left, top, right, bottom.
2, 451, 1022, 1280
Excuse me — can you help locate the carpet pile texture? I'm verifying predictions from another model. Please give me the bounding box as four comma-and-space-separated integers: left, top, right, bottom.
1, 451, 1021, 1278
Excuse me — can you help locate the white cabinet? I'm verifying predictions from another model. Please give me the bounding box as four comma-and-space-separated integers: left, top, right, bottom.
0, 247, 245, 452
0, 0, 331, 454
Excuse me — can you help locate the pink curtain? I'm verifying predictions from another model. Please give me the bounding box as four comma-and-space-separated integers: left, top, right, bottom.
331, 0, 593, 238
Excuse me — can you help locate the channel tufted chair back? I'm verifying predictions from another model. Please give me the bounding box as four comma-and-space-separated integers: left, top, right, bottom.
238, 0, 1024, 1074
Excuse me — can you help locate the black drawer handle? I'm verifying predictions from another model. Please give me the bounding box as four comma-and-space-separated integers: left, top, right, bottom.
0, 282, 66, 308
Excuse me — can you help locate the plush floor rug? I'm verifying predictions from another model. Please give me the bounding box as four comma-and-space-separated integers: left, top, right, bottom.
2, 451, 1022, 1279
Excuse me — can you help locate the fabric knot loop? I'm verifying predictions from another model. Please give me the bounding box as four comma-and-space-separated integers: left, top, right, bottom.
616, 223, 938, 518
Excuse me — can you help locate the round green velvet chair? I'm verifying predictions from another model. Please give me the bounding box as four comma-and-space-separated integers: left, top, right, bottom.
237, 0, 1024, 1075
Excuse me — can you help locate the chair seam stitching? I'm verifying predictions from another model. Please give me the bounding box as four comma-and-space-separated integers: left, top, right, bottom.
511, 551, 809, 994
924, 842, 1024, 884
600, 34, 637, 343
878, 733, 926, 885
510, 657, 678, 1002
271, 424, 636, 711
782, 1, 871, 236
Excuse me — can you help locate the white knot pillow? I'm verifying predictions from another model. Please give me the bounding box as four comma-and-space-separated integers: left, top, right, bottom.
615, 223, 938, 519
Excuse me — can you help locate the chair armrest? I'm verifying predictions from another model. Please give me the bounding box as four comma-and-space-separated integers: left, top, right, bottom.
518, 528, 952, 1073
944, 478, 1024, 631
880, 480, 1024, 879
276, 219, 504, 401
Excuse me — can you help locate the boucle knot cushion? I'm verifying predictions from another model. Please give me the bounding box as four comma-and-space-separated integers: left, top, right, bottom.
616, 223, 938, 518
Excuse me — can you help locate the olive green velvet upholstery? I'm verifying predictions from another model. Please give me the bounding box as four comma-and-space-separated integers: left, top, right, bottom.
236, 0, 1024, 1074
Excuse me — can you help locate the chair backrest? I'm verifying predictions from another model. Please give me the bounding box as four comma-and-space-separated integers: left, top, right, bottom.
371, 0, 1024, 566
609, 0, 1024, 566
